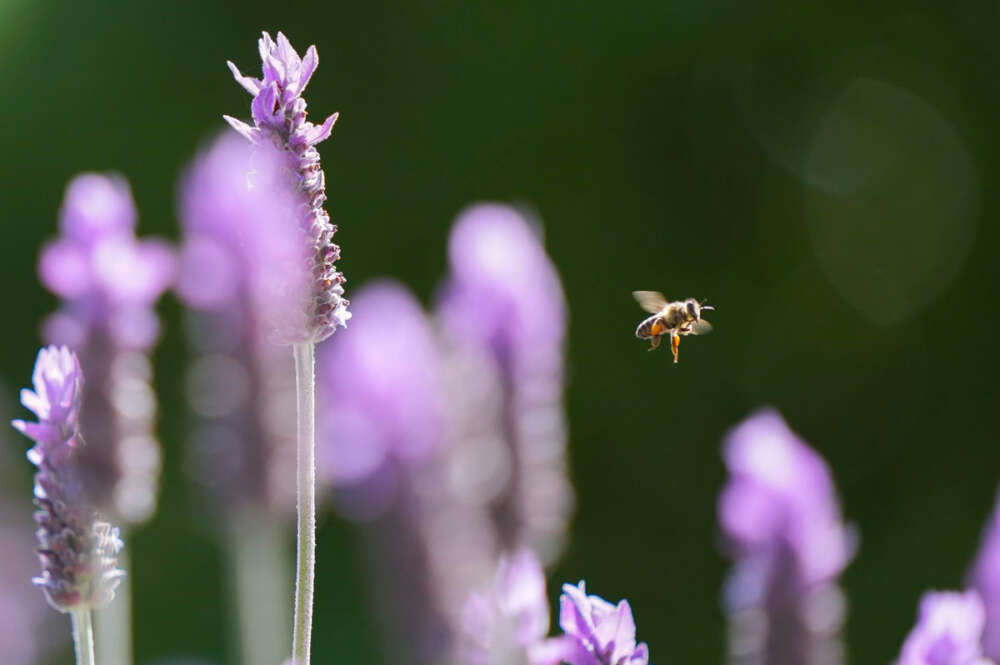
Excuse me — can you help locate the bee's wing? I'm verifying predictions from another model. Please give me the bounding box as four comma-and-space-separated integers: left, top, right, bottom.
632, 291, 669, 314
686, 319, 713, 335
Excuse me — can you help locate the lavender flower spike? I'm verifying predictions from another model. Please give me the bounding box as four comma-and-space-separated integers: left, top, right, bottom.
225, 31, 348, 344
718, 408, 855, 665
897, 590, 990, 665
558, 582, 651, 665
12, 346, 125, 613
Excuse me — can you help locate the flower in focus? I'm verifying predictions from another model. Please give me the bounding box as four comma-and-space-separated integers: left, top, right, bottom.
897, 590, 988, 665
558, 581, 650, 665
38, 172, 173, 525
225, 31, 349, 344
461, 549, 569, 665
11, 346, 125, 612
717, 408, 855, 665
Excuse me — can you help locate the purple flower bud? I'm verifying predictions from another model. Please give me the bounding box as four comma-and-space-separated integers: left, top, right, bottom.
39, 173, 173, 525
460, 549, 571, 665
897, 590, 987, 665
718, 409, 854, 665
558, 581, 650, 665
969, 491, 1000, 661
436, 203, 573, 563
11, 346, 125, 612
225, 31, 349, 344
317, 280, 444, 511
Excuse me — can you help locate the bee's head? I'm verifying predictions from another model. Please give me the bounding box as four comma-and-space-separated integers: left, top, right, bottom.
687, 298, 714, 320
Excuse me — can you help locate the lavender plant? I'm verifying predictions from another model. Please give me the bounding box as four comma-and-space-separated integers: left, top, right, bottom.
436, 203, 573, 564
718, 409, 855, 665
11, 346, 126, 665
38, 172, 173, 665
316, 281, 451, 665
225, 31, 349, 665
177, 132, 301, 665
896, 590, 993, 665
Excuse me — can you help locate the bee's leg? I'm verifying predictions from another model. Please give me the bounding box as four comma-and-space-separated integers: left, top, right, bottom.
648, 335, 662, 352
670, 332, 680, 363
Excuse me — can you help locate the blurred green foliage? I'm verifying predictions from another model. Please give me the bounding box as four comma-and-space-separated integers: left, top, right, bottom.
3, 1, 1000, 664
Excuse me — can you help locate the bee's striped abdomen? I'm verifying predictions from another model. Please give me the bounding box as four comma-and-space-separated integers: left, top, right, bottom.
635, 314, 665, 339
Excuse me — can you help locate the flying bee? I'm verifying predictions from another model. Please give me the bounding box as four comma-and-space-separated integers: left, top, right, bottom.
632, 291, 714, 363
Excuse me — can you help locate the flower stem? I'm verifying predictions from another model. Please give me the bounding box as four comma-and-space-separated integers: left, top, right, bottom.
292, 341, 316, 665
71, 608, 95, 665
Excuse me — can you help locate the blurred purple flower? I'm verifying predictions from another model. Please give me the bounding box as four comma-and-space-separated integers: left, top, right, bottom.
11, 346, 125, 612
436, 203, 573, 563
461, 549, 569, 665
969, 490, 1000, 661
718, 408, 855, 665
225, 31, 349, 344
558, 581, 650, 665
38, 172, 172, 525
897, 590, 986, 665
317, 280, 444, 506
177, 132, 301, 516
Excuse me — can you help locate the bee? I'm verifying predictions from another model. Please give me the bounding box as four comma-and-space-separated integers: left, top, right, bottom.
632, 291, 714, 363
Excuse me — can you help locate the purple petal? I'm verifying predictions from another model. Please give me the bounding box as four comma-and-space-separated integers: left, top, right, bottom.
223, 116, 259, 142
226, 61, 261, 95
304, 112, 339, 146
258, 31, 275, 67
559, 584, 597, 641
628, 642, 650, 665
274, 32, 302, 71
297, 45, 319, 94
250, 83, 279, 126
594, 601, 636, 663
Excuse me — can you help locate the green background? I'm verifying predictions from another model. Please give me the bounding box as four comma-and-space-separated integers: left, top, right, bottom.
2, 0, 999, 663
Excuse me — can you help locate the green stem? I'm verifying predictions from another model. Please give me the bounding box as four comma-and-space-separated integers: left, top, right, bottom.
71, 608, 95, 665
292, 342, 316, 665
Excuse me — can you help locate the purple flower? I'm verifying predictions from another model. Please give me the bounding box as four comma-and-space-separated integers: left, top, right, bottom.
718, 409, 855, 665
317, 280, 444, 514
225, 31, 349, 344
38, 173, 173, 525
436, 203, 573, 563
897, 590, 986, 665
719, 409, 855, 598
558, 581, 650, 665
11, 346, 125, 612
461, 549, 570, 665
969, 491, 1000, 661
177, 132, 300, 515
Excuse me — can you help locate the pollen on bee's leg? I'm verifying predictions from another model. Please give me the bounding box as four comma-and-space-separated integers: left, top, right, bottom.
671, 334, 680, 363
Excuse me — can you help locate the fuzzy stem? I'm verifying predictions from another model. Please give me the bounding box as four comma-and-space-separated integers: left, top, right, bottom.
71, 608, 95, 665
292, 341, 316, 665
95, 535, 132, 665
